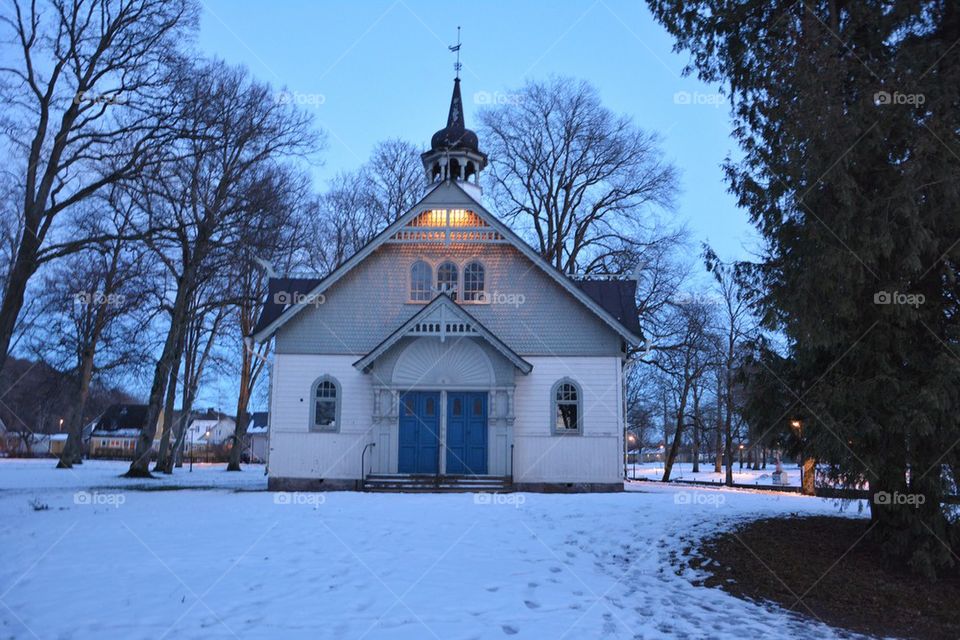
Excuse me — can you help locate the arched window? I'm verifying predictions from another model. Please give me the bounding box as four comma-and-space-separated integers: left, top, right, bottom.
410, 261, 432, 301
437, 261, 458, 300
551, 379, 582, 434
310, 376, 340, 432
463, 261, 485, 301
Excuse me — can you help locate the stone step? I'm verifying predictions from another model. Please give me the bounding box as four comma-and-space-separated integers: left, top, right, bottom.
363, 474, 513, 493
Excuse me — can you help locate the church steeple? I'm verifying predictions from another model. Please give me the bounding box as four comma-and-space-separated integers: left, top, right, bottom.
446, 78, 464, 129
422, 77, 487, 195
421, 29, 487, 196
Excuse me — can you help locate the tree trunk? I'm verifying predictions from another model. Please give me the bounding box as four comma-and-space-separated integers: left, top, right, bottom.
56, 346, 96, 469
0, 229, 40, 374
801, 457, 816, 495
714, 375, 723, 473
691, 384, 701, 473
662, 384, 690, 482
125, 271, 195, 477
227, 344, 253, 471
153, 349, 182, 474
723, 364, 734, 486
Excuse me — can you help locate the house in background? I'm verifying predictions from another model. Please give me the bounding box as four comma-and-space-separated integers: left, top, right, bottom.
49, 433, 68, 456
185, 409, 236, 450
89, 404, 161, 459
253, 78, 641, 492
246, 412, 269, 463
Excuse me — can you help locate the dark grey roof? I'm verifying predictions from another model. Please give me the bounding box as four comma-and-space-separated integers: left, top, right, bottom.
250, 412, 269, 429
574, 279, 643, 338
252, 277, 322, 335
94, 404, 148, 432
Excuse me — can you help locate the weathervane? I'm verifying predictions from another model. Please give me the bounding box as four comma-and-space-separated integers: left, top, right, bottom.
448, 26, 462, 79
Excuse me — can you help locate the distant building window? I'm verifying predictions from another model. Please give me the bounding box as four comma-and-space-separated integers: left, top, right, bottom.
463, 262, 485, 301
310, 376, 340, 432
410, 261, 432, 301
552, 379, 582, 434
437, 262, 458, 300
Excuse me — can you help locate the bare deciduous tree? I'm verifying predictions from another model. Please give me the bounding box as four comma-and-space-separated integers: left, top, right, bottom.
0, 0, 198, 374
125, 59, 319, 477
479, 77, 679, 274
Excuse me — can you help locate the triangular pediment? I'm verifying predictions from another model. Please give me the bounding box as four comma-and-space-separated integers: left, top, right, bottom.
353, 294, 532, 374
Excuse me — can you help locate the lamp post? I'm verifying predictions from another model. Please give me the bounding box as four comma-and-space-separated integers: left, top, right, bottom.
790, 418, 815, 496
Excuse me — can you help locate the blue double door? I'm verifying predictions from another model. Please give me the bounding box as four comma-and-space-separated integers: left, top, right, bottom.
398, 391, 487, 475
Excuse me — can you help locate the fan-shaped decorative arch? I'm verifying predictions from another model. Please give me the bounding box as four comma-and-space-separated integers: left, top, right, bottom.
392, 338, 494, 388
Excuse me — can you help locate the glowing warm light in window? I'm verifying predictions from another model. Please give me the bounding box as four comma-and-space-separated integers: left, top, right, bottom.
409, 209, 484, 228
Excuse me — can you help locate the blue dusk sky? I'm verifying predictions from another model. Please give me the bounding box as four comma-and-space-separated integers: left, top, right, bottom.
192, 0, 760, 409
195, 0, 759, 263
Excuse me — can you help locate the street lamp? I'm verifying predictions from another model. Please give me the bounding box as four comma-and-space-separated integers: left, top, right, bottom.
790, 417, 815, 496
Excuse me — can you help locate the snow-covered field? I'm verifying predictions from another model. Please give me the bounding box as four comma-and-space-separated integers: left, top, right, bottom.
1, 459, 870, 639
629, 461, 803, 487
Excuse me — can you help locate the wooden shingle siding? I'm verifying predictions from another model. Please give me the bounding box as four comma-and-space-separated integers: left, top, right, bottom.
275, 243, 623, 357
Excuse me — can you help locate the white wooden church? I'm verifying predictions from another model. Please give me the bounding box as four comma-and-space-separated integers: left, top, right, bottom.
253, 77, 642, 492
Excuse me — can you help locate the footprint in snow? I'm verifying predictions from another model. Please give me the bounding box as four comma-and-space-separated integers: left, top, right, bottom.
486, 586, 500, 592
523, 600, 540, 609
549, 566, 562, 573
501, 625, 519, 635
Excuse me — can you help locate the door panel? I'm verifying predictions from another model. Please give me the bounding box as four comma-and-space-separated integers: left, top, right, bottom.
398, 392, 440, 474
446, 392, 488, 475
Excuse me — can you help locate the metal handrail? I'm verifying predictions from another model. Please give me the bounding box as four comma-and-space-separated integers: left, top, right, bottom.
360, 442, 376, 490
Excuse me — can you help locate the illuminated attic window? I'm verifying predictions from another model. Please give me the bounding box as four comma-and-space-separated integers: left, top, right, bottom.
391, 209, 504, 244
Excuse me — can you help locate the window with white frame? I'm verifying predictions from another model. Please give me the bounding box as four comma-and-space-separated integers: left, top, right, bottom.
463, 261, 485, 301
552, 379, 582, 434
410, 260, 432, 301
437, 261, 458, 300
310, 376, 340, 431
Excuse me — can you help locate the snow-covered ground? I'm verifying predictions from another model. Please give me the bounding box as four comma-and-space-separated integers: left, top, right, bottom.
629, 461, 803, 487
0, 460, 871, 639
0, 458, 267, 492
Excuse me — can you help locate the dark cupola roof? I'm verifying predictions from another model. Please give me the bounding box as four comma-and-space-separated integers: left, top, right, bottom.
430, 78, 481, 154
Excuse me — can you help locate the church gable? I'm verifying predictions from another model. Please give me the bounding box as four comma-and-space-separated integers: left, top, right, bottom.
272, 237, 628, 357
253, 78, 641, 351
